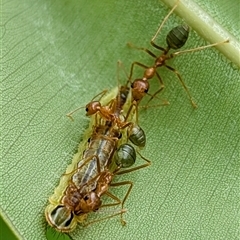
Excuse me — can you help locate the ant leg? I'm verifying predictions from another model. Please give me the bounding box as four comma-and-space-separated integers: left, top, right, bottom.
135, 103, 139, 125
150, 42, 167, 52
110, 151, 150, 224
109, 181, 133, 225
63, 154, 101, 178
82, 183, 132, 227
156, 71, 164, 86
117, 61, 122, 89
116, 61, 132, 114
116, 61, 129, 100
100, 191, 121, 208
82, 209, 127, 227
165, 64, 197, 108
91, 89, 109, 102
117, 60, 129, 87
66, 106, 85, 121
94, 113, 100, 126
105, 98, 116, 110
171, 39, 229, 57
128, 43, 158, 59
115, 151, 151, 175
124, 101, 138, 124
145, 91, 167, 106
151, 0, 180, 49
146, 89, 165, 105
119, 121, 135, 132
140, 99, 170, 110
129, 61, 149, 82
146, 71, 165, 104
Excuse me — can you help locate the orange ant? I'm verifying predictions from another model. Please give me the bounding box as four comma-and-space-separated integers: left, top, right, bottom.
66, 62, 139, 129
127, 0, 229, 109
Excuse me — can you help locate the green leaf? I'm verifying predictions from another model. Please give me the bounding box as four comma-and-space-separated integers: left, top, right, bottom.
1, 0, 239, 239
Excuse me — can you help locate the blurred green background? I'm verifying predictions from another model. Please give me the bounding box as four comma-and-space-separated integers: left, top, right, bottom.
0, 216, 18, 240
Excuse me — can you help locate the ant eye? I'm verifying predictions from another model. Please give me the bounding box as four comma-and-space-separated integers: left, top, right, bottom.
87, 138, 91, 143
85, 107, 89, 112
144, 88, 148, 93
131, 83, 134, 88
84, 196, 89, 201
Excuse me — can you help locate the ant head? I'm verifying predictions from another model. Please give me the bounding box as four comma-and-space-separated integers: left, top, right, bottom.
79, 192, 102, 213
166, 24, 189, 49
85, 101, 101, 116
131, 79, 149, 102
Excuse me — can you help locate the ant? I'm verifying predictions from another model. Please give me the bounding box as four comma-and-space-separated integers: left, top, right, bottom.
127, 0, 229, 109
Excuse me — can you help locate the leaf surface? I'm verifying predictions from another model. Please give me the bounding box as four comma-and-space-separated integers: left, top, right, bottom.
1, 0, 239, 239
